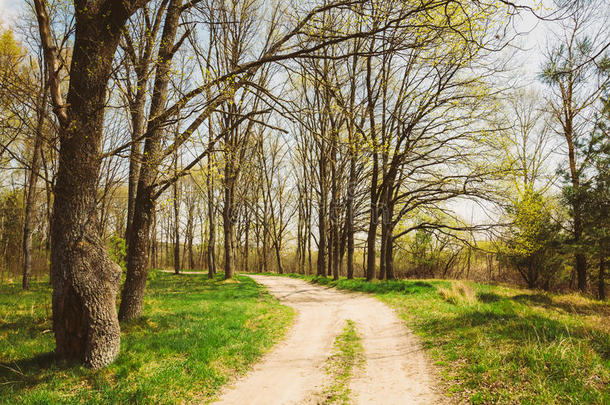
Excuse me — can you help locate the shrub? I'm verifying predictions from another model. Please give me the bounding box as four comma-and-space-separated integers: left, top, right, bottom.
438, 280, 477, 305
108, 234, 126, 271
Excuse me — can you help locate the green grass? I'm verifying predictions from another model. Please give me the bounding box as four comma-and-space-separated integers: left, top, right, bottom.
0, 271, 293, 404
322, 320, 364, 404
270, 274, 610, 404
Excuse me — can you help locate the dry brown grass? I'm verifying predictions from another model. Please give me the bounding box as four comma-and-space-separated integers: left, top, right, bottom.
438, 280, 477, 305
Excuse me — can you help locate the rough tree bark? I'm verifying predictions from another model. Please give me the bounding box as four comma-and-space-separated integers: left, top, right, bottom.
34, 0, 143, 368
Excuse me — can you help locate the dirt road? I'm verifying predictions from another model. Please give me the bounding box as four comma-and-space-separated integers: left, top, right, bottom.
213, 275, 440, 405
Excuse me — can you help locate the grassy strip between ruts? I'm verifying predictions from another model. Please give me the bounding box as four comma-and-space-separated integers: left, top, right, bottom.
321, 319, 364, 404
0, 271, 293, 404
269, 273, 609, 405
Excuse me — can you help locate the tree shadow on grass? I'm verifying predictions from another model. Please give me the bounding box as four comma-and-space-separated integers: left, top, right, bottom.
419, 308, 610, 362
146, 274, 261, 300
512, 293, 553, 305
0, 319, 48, 334
477, 292, 502, 303
510, 293, 610, 317
312, 277, 438, 295
362, 280, 436, 295
0, 352, 59, 390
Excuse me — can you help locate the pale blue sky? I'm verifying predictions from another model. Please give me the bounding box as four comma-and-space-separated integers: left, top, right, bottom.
0, 0, 19, 21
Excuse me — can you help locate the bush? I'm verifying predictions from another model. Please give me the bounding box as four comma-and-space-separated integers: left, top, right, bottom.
108, 234, 126, 271
500, 190, 566, 290
438, 280, 477, 305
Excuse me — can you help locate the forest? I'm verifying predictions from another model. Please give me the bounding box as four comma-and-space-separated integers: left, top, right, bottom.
0, 0, 608, 403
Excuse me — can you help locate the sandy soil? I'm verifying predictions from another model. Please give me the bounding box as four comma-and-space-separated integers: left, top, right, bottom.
212, 275, 441, 405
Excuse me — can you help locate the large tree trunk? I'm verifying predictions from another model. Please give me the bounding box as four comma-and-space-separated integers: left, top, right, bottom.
34, 0, 136, 368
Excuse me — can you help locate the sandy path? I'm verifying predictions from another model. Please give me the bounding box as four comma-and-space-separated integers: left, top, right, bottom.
213, 275, 440, 405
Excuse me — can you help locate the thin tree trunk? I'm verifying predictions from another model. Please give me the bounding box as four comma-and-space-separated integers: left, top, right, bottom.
120, 0, 183, 321
327, 222, 334, 277
274, 241, 283, 274
223, 170, 235, 279
166, 214, 171, 267
379, 212, 387, 280
599, 255, 606, 301
565, 117, 588, 292
173, 155, 180, 275
307, 194, 312, 275
125, 88, 146, 247
365, 48, 378, 282
346, 184, 355, 280
22, 91, 46, 290
207, 154, 217, 279
244, 215, 249, 271
317, 173, 327, 276
151, 208, 157, 269
385, 205, 395, 280
186, 204, 195, 270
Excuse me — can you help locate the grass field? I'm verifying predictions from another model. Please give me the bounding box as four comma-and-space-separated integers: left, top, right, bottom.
0, 271, 293, 404
282, 274, 610, 404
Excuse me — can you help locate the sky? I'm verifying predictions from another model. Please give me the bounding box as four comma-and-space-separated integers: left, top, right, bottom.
0, 0, 556, 79
0, 0, 18, 22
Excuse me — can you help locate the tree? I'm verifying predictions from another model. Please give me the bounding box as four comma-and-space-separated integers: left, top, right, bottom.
568, 59, 609, 298
33, 0, 149, 368
0, 27, 48, 290
120, 0, 191, 320
540, 0, 610, 291
500, 189, 564, 289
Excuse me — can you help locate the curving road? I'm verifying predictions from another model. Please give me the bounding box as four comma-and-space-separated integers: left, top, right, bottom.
213, 275, 440, 405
